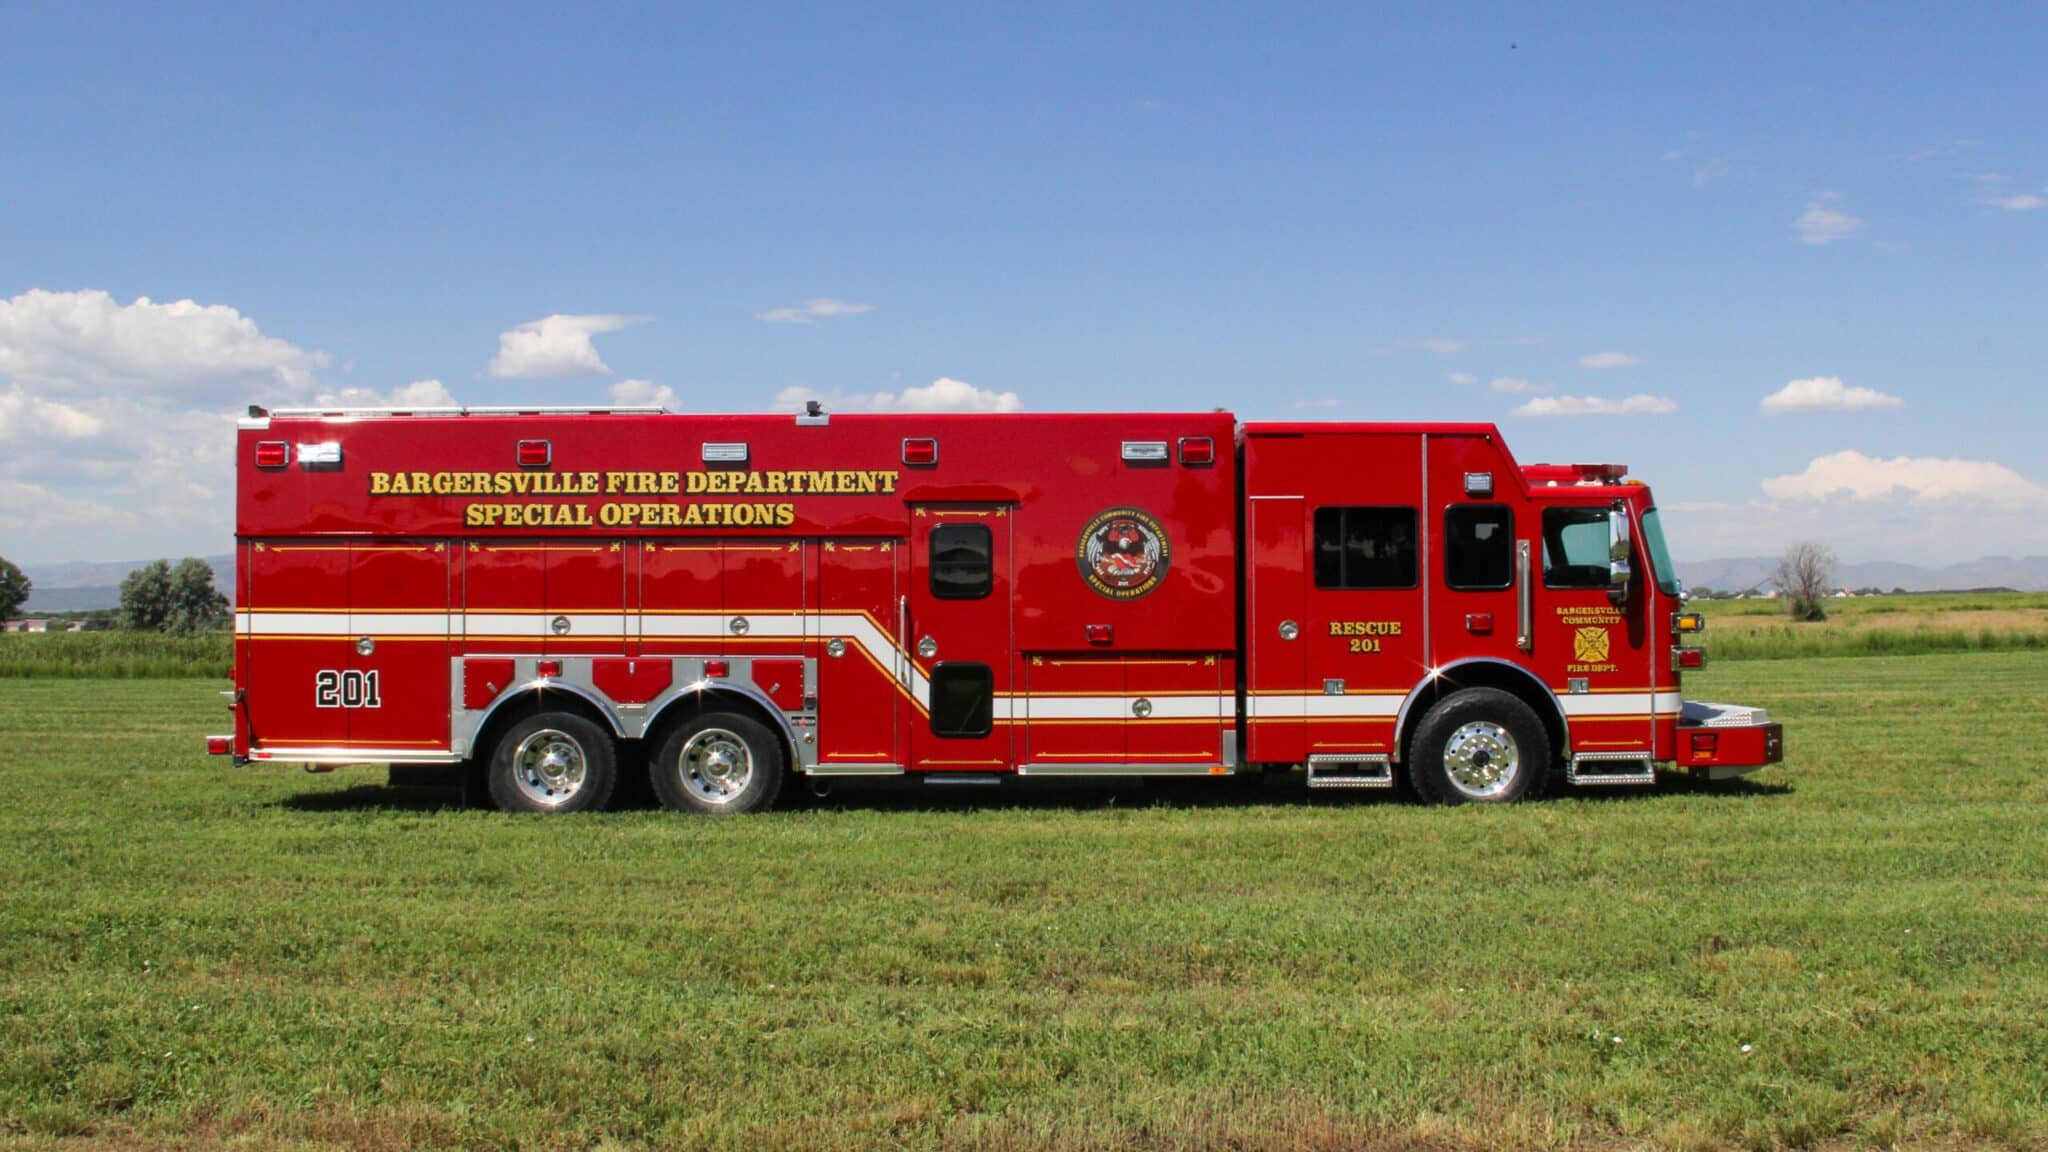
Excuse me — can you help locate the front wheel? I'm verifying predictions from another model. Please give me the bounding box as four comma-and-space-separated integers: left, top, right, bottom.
487, 712, 619, 813
650, 712, 787, 814
1408, 687, 1551, 805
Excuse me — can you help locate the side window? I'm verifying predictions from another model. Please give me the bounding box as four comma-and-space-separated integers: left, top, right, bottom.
928, 662, 993, 737
1313, 506, 1417, 590
929, 524, 992, 600
1542, 507, 1612, 589
1445, 505, 1513, 590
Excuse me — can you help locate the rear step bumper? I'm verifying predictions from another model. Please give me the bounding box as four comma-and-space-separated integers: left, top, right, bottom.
1676, 700, 1784, 779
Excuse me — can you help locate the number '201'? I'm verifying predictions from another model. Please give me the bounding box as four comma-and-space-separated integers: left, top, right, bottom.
314, 670, 383, 709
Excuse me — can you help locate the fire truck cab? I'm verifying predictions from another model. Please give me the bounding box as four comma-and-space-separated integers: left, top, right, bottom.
210, 405, 1782, 811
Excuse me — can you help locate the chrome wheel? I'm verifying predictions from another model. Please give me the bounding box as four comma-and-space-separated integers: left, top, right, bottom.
679, 727, 754, 805
512, 727, 588, 807
1442, 720, 1519, 800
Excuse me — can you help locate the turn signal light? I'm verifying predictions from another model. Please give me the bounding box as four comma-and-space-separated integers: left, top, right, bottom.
537, 660, 562, 677
901, 438, 938, 466
1086, 623, 1113, 646
1674, 613, 1705, 635
1178, 437, 1215, 466
1690, 732, 1719, 756
254, 441, 291, 469
705, 660, 729, 678
206, 735, 231, 756
517, 439, 552, 468
1675, 648, 1705, 670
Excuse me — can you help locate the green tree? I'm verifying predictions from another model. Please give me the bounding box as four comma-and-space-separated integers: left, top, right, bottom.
119, 559, 174, 631
167, 558, 230, 633
0, 557, 30, 623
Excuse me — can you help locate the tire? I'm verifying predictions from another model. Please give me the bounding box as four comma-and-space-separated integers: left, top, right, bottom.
486, 712, 619, 814
649, 711, 787, 815
1408, 687, 1551, 805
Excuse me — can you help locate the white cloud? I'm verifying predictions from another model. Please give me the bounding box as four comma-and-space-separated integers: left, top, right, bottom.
777, 377, 1023, 414
1448, 372, 1476, 386
1763, 450, 2048, 510
756, 298, 875, 324
312, 379, 458, 409
0, 387, 104, 441
1377, 336, 1466, 356
609, 378, 676, 408
487, 313, 645, 379
1759, 376, 1904, 414
1796, 194, 1863, 245
1661, 150, 1686, 162
1488, 376, 1553, 395
1991, 193, 2043, 211
1512, 393, 1676, 417
1579, 351, 1644, 369
0, 288, 327, 405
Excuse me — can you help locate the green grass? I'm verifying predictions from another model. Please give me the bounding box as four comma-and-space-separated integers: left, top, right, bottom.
1694, 591, 2048, 660
0, 633, 230, 679
4, 654, 2048, 1151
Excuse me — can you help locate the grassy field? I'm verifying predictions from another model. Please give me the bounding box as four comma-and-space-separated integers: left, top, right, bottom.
1694, 592, 2048, 661
4, 654, 2047, 1151
0, 633, 230, 680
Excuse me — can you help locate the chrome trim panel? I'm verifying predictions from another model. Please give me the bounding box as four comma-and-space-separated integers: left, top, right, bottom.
641, 678, 813, 771
249, 748, 465, 765
807, 762, 907, 776
463, 676, 627, 755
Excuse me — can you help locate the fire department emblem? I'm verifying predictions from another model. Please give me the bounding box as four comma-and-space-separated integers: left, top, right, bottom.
1078, 507, 1171, 600
1573, 626, 1612, 664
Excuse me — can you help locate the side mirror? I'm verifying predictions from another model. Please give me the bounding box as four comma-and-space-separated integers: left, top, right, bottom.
1606, 505, 1632, 605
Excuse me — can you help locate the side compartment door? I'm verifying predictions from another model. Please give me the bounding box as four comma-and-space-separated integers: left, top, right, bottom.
907, 506, 1013, 772
1300, 434, 1425, 757
815, 539, 903, 770
347, 541, 452, 750
1244, 497, 1306, 762
245, 541, 351, 751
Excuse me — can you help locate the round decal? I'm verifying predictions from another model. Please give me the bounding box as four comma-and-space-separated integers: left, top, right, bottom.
1077, 507, 1171, 600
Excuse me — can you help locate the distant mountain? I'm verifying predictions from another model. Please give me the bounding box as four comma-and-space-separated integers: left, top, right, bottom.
1678, 555, 2048, 594
20, 553, 235, 614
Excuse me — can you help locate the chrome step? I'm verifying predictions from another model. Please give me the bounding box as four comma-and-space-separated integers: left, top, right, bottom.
1567, 755, 1656, 786
1306, 754, 1395, 789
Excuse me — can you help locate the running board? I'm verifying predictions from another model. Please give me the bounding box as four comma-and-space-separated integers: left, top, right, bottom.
920, 774, 1003, 786
1567, 754, 1657, 786
1306, 754, 1395, 789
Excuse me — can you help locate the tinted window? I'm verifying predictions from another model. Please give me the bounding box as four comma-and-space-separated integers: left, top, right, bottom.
1313, 507, 1417, 590
928, 662, 993, 737
929, 524, 992, 600
1542, 507, 1612, 589
1445, 505, 1514, 590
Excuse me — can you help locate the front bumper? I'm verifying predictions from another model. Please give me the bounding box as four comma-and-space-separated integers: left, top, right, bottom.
1675, 700, 1784, 779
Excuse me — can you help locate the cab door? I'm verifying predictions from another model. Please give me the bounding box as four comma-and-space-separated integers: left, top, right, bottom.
906, 506, 1013, 772
1427, 435, 1523, 678
1534, 503, 1656, 757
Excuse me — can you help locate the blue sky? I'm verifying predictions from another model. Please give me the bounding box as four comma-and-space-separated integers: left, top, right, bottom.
3, 2, 2043, 565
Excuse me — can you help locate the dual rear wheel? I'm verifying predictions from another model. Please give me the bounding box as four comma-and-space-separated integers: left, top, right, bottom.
484, 709, 785, 815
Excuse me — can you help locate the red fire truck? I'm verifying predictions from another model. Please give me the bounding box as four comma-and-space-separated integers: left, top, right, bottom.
207, 405, 1782, 812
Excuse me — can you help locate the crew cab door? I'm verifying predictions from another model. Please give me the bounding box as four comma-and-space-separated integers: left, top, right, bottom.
906, 505, 1013, 772
1534, 504, 1656, 757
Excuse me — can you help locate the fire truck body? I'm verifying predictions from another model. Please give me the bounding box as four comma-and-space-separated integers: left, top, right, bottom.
213, 406, 1781, 810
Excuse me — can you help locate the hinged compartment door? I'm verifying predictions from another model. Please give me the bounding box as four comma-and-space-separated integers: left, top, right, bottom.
907, 506, 1013, 772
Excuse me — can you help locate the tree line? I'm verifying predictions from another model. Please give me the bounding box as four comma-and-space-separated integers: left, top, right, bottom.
0, 555, 229, 633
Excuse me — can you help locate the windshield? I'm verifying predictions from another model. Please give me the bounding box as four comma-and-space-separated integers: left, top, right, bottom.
1639, 507, 1683, 598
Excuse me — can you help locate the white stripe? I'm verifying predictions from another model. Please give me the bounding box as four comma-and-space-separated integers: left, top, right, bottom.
1247, 694, 1402, 719
1025, 695, 1226, 721
1559, 692, 1682, 716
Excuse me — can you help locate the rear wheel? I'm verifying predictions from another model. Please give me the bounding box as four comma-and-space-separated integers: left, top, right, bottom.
650, 712, 787, 814
487, 712, 618, 813
1408, 687, 1551, 805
